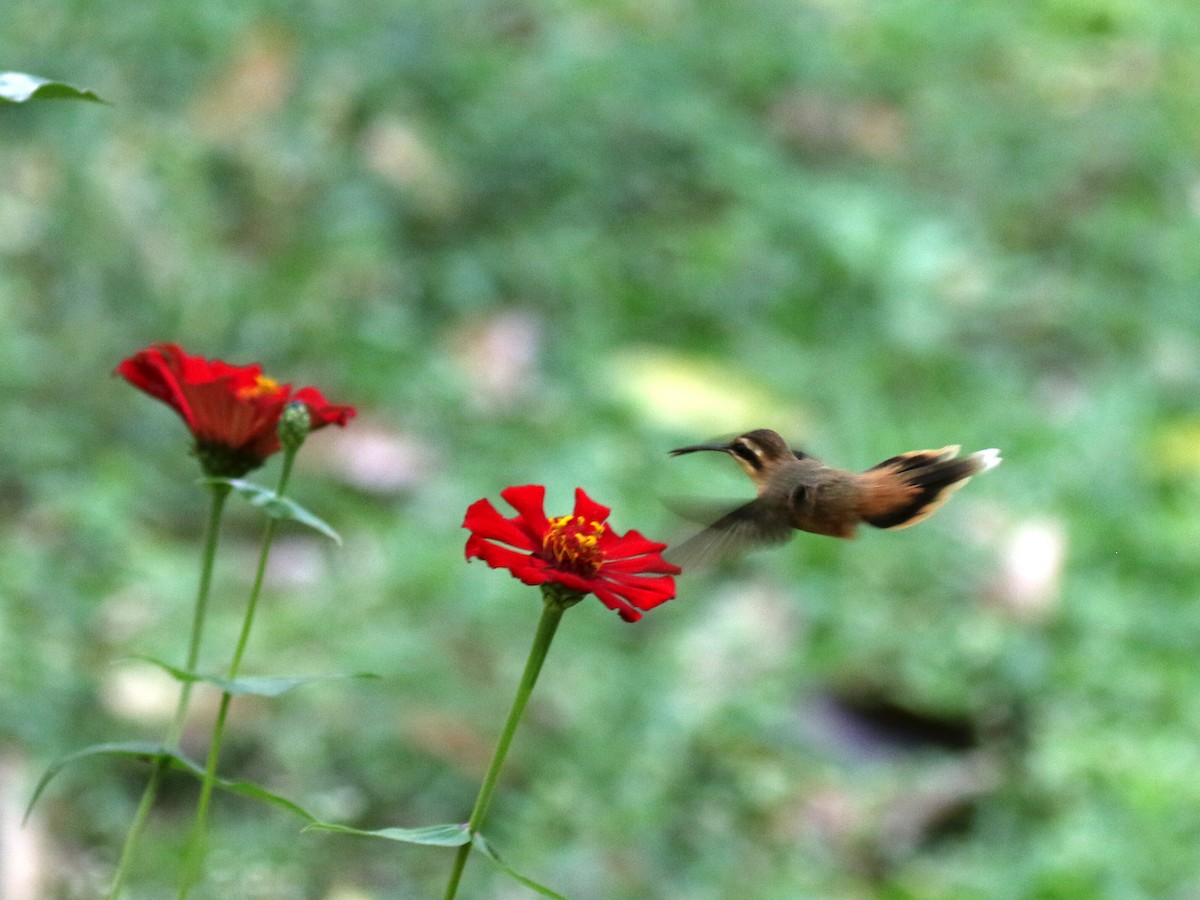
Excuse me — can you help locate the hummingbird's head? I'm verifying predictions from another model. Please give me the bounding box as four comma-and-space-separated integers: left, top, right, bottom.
670, 429, 796, 479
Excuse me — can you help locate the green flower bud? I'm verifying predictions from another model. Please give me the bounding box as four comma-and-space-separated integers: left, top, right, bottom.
278, 401, 313, 451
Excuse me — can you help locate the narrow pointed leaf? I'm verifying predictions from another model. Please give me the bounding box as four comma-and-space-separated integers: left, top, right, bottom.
212, 672, 379, 697
25, 741, 167, 822
124, 655, 378, 697
26, 741, 320, 824
166, 753, 319, 823
305, 821, 470, 846
0, 72, 105, 103
473, 833, 569, 899
205, 477, 341, 543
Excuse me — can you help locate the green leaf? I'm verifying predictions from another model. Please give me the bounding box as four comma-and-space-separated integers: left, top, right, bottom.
303, 822, 568, 896
473, 833, 569, 899
25, 741, 166, 822
207, 672, 379, 697
123, 655, 379, 697
205, 478, 341, 543
0, 72, 105, 103
167, 753, 319, 823
25, 741, 321, 824
305, 821, 470, 847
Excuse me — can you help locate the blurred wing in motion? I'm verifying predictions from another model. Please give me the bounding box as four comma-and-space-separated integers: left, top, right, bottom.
664, 497, 793, 569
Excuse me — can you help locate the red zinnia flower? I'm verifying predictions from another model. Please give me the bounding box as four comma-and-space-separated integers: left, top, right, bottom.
116, 343, 356, 477
463, 485, 680, 622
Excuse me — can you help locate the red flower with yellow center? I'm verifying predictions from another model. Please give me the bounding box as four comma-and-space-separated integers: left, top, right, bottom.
116, 343, 356, 477
463, 485, 680, 622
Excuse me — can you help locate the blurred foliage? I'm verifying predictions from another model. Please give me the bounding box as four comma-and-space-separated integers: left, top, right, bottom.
5, 0, 1200, 897
0, 72, 106, 104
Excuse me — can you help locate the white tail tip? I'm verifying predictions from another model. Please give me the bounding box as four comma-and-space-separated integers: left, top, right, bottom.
975, 448, 1002, 471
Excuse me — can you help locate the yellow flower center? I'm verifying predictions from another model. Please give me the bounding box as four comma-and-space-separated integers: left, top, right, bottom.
237, 374, 280, 400
542, 514, 606, 576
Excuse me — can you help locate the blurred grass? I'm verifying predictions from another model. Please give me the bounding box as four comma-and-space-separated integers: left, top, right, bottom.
5, 0, 1200, 896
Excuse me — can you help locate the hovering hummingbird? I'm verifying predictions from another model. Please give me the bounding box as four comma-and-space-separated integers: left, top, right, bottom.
667, 429, 1000, 565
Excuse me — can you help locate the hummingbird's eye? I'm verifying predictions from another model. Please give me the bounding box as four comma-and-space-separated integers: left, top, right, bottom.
790, 484, 810, 507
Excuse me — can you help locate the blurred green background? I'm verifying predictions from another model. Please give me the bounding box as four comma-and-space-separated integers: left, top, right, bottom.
6, 0, 1200, 897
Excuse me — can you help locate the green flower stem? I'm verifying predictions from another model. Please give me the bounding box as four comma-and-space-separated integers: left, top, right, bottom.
178, 450, 298, 899
442, 589, 571, 900
108, 481, 231, 900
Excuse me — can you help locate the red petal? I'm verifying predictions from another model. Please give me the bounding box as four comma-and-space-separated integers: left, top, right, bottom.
463, 499, 538, 551
571, 488, 611, 526
187, 380, 282, 448
601, 554, 681, 575
466, 539, 549, 586
599, 528, 669, 559
115, 345, 198, 428
498, 485, 550, 540
589, 583, 642, 622
599, 573, 676, 606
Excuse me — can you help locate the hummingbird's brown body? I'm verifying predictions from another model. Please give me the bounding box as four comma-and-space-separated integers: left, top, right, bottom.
668, 429, 1000, 564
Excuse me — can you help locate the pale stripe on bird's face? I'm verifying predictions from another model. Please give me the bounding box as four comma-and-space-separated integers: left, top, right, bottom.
728, 437, 766, 473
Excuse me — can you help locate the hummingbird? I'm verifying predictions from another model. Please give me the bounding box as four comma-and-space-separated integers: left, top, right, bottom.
667, 429, 1000, 565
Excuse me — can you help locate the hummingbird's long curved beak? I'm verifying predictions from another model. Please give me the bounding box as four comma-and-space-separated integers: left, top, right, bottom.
669, 441, 733, 456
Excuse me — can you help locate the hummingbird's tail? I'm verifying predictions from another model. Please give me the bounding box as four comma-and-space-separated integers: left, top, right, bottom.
859, 446, 1001, 530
